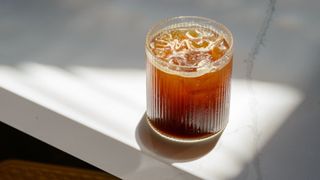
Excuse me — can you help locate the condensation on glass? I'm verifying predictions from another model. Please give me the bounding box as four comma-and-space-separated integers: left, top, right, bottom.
145, 16, 233, 142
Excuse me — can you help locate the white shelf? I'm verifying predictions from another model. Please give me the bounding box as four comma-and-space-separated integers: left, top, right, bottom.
0, 64, 303, 179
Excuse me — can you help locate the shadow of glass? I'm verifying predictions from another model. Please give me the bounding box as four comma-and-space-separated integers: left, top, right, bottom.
135, 112, 222, 163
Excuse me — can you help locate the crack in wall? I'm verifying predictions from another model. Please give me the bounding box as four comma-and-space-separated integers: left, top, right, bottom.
245, 0, 276, 80
243, 0, 276, 180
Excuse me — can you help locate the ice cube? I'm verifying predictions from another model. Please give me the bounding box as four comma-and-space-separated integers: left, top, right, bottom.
167, 56, 186, 71
201, 28, 215, 38
154, 39, 169, 49
150, 42, 155, 49
197, 59, 210, 67
191, 40, 209, 49
185, 51, 212, 66
171, 30, 186, 40
186, 30, 199, 39
160, 33, 172, 41
218, 38, 229, 51
173, 39, 189, 52
168, 56, 186, 65
211, 42, 228, 60
209, 34, 229, 60
153, 48, 171, 59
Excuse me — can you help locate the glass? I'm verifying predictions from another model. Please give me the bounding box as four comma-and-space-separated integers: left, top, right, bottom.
145, 16, 233, 142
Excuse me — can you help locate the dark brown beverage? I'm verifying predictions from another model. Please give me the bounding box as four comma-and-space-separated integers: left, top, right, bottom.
145, 17, 233, 142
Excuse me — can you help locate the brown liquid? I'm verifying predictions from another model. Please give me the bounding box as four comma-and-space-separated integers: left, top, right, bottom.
146, 27, 232, 141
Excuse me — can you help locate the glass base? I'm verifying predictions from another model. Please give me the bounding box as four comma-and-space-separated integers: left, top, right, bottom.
146, 117, 225, 143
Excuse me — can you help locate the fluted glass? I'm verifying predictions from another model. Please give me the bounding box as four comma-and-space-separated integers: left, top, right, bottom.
145, 16, 233, 142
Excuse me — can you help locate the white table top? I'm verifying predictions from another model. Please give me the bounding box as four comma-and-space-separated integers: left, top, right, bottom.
1, 0, 319, 179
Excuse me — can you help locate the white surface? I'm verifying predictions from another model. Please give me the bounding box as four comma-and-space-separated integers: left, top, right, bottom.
1, 0, 320, 179
0, 63, 303, 179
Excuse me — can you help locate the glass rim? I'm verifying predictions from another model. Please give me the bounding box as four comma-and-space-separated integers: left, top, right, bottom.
145, 16, 234, 70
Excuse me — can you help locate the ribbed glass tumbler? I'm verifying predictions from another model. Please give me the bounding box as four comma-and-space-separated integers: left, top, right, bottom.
145, 16, 233, 142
